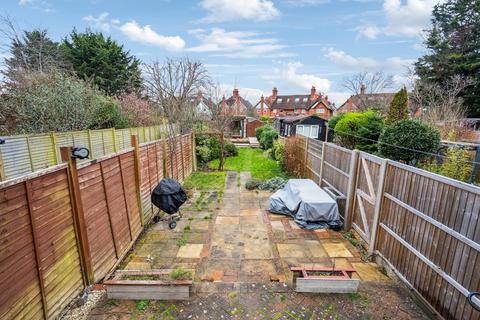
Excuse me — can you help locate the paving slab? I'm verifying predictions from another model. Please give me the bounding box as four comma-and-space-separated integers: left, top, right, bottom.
177, 244, 204, 258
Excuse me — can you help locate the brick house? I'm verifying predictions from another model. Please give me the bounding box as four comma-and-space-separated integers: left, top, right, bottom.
255, 86, 335, 120
336, 84, 394, 114
221, 88, 253, 138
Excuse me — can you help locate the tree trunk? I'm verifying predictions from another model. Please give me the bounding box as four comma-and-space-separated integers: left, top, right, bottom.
218, 132, 225, 171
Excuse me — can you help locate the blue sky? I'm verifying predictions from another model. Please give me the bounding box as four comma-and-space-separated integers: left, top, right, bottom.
1, 0, 441, 105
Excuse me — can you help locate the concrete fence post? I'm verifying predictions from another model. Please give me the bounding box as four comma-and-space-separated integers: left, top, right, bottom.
344, 149, 359, 230
368, 158, 388, 255
60, 147, 94, 285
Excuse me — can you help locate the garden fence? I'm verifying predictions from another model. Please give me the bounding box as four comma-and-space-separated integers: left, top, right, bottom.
0, 133, 194, 320
0, 124, 180, 182
284, 135, 480, 320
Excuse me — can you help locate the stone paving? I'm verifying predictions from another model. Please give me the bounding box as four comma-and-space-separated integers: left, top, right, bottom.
80, 171, 431, 319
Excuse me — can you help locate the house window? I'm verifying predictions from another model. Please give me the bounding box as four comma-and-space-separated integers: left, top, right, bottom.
301, 109, 306, 114
277, 98, 283, 103
310, 125, 319, 138
316, 108, 324, 113
303, 97, 308, 102
295, 97, 300, 102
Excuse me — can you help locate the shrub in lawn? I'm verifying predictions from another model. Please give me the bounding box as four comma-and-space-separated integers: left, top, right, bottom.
379, 119, 440, 164
259, 127, 279, 150
195, 135, 238, 164
273, 139, 285, 167
169, 267, 192, 280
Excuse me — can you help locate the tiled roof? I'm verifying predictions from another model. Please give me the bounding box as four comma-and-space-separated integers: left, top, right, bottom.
267, 95, 334, 111
225, 96, 253, 109
338, 93, 395, 112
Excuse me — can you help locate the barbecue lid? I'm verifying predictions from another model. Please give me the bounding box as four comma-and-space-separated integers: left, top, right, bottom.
152, 178, 183, 195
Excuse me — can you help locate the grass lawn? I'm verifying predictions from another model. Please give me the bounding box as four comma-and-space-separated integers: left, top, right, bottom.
182, 171, 226, 191
208, 148, 283, 180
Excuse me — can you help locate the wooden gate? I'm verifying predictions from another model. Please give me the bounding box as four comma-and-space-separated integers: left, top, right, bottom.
351, 152, 387, 251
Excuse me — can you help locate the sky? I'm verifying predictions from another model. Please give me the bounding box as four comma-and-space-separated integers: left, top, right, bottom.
1, 0, 442, 106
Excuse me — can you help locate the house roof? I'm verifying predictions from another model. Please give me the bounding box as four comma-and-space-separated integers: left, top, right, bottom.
281, 114, 325, 124
267, 94, 334, 111
337, 93, 395, 112
225, 95, 253, 109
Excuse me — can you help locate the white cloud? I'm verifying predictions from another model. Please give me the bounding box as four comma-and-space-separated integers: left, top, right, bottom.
324, 47, 415, 71
357, 0, 444, 39
19, 0, 35, 4
187, 28, 289, 58
265, 62, 331, 93
283, 0, 330, 6
120, 21, 185, 52
200, 0, 280, 22
83, 12, 116, 32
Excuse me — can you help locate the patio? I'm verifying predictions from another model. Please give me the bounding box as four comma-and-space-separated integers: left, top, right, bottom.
75, 171, 431, 319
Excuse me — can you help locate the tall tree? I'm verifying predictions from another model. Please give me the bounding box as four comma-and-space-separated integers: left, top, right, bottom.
386, 87, 409, 125
0, 16, 67, 86
341, 71, 393, 111
415, 0, 480, 117
62, 30, 142, 96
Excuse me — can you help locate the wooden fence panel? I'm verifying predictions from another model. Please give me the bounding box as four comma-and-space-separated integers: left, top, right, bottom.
284, 135, 306, 177
0, 180, 44, 320
77, 150, 142, 282
305, 138, 323, 184
378, 162, 480, 320
0, 166, 85, 320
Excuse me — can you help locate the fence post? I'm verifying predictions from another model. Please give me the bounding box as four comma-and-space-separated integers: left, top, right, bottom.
344, 149, 359, 230
470, 145, 480, 183
111, 128, 117, 153
50, 132, 59, 165
318, 142, 326, 185
60, 147, 95, 285
0, 150, 5, 181
26, 135, 34, 172
130, 135, 145, 226
303, 137, 309, 177
24, 180, 48, 320
87, 130, 94, 159
192, 132, 197, 172
368, 158, 388, 255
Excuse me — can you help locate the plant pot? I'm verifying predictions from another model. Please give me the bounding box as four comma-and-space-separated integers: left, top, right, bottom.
104, 270, 192, 300
291, 267, 359, 293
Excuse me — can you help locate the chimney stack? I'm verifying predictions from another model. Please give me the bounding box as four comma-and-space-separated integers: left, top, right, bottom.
360, 84, 366, 95
310, 86, 316, 99
260, 95, 264, 115
272, 87, 278, 100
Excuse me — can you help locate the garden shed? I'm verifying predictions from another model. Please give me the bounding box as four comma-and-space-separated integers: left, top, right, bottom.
277, 115, 327, 140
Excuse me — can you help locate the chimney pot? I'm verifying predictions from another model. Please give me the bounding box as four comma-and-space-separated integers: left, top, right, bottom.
360, 84, 366, 95
310, 86, 316, 99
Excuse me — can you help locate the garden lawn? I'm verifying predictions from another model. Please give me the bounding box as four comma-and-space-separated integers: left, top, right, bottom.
208, 148, 283, 180
183, 172, 226, 191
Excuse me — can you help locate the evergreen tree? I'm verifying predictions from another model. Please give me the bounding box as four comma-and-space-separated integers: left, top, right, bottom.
385, 87, 408, 125
3, 29, 67, 85
415, 0, 480, 117
62, 30, 142, 96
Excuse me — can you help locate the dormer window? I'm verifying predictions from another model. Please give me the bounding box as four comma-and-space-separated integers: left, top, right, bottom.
277, 98, 283, 103
295, 97, 300, 102
303, 97, 308, 102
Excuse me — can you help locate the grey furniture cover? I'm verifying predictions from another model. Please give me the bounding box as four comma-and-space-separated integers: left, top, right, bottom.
268, 179, 342, 230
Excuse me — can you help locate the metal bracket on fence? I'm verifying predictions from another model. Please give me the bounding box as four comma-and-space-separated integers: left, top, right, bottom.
469, 292, 480, 312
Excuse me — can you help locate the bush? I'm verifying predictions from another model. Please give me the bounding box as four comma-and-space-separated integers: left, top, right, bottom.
91, 96, 131, 129
386, 87, 409, 125
328, 113, 346, 131
255, 125, 267, 141
245, 179, 262, 190
273, 139, 285, 167
195, 135, 238, 165
245, 177, 287, 192
258, 125, 279, 150
379, 119, 441, 164
333, 111, 384, 151
421, 146, 472, 182
0, 71, 104, 134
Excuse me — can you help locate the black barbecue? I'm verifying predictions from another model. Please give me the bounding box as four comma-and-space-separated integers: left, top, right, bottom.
151, 178, 187, 229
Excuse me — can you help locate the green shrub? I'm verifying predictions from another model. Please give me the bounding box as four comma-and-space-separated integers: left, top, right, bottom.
259, 127, 279, 150
245, 178, 262, 190
195, 135, 238, 164
255, 125, 267, 141
334, 111, 384, 151
91, 96, 131, 129
421, 146, 472, 182
379, 119, 440, 164
273, 139, 285, 167
328, 113, 346, 131
386, 87, 409, 125
258, 177, 287, 192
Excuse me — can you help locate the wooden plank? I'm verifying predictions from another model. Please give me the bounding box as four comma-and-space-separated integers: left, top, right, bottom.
131, 135, 144, 226
368, 158, 387, 254
25, 180, 48, 320
379, 223, 470, 298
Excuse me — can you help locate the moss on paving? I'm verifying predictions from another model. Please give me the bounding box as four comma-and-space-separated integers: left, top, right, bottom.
208, 148, 283, 180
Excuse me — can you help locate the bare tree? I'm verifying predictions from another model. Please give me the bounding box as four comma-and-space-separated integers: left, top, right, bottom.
204, 84, 237, 170
409, 74, 471, 139
143, 57, 211, 176
342, 71, 394, 111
